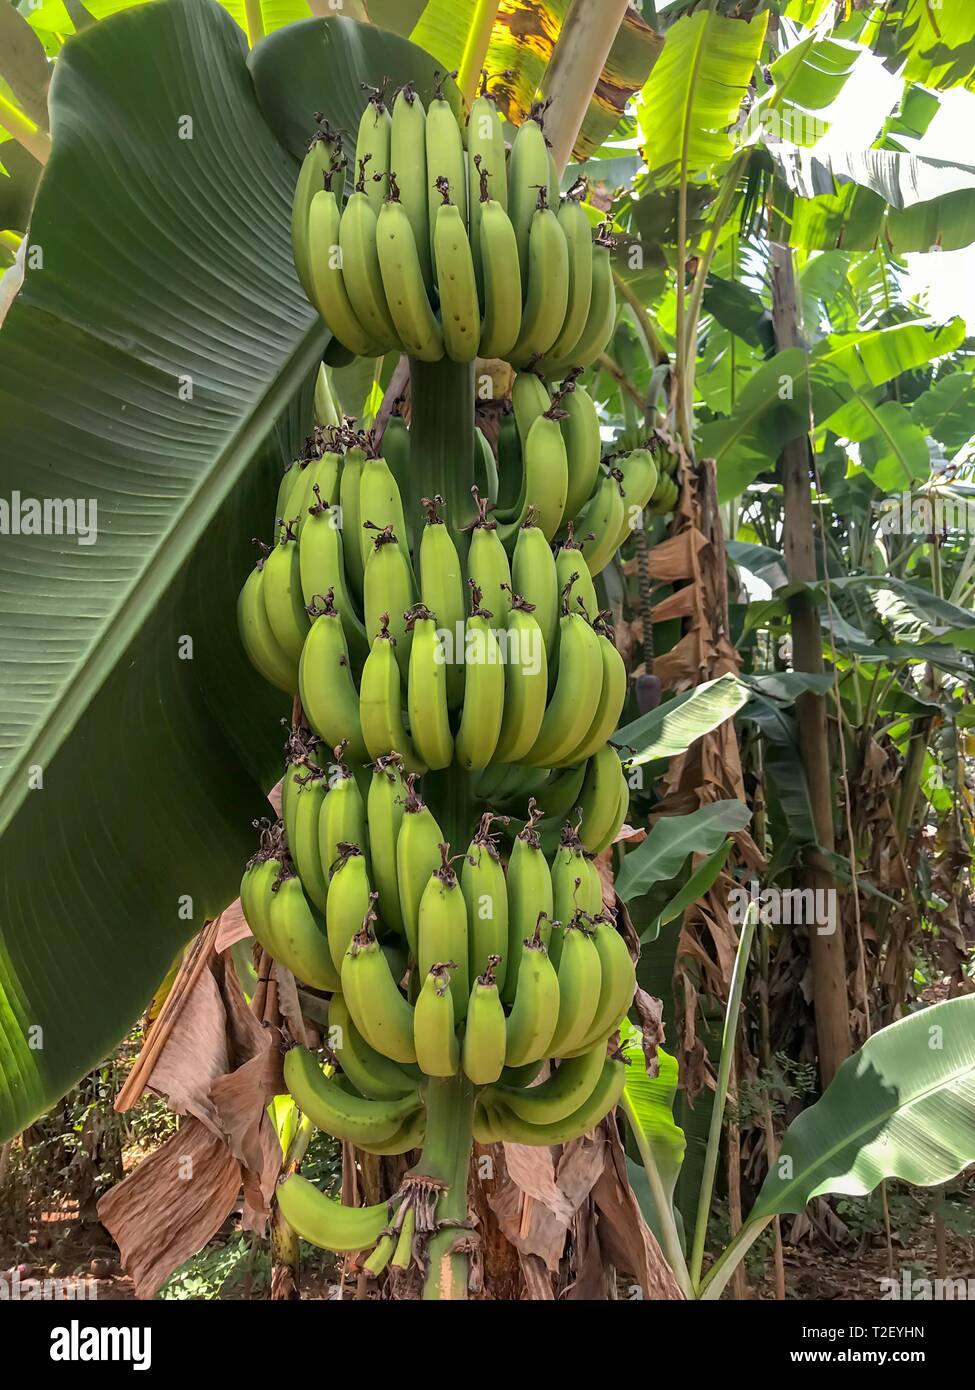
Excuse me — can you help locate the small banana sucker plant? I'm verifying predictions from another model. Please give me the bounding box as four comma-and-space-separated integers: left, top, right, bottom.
619, 907, 975, 1300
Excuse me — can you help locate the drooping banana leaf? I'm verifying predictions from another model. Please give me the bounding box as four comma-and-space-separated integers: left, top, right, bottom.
408, 0, 663, 159
614, 671, 751, 767
860, 0, 975, 93
615, 800, 752, 904
0, 0, 440, 1143
913, 364, 975, 457
702, 994, 975, 1298
637, 8, 768, 184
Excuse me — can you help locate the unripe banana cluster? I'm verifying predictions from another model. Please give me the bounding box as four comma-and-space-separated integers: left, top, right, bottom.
240, 749, 635, 1153
236, 377, 666, 750
292, 83, 616, 371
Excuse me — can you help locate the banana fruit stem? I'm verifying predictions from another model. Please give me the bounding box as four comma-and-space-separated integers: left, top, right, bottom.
407, 355, 479, 1300
415, 1075, 476, 1300
409, 358, 477, 552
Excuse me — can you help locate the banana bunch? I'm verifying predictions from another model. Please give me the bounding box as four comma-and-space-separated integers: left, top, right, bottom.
237, 418, 654, 773
239, 748, 635, 1166
291, 89, 618, 371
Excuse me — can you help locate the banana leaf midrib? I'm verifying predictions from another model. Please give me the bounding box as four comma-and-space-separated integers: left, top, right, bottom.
0, 314, 329, 838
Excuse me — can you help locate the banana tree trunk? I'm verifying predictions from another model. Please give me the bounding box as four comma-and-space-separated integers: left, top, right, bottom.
770, 243, 851, 1085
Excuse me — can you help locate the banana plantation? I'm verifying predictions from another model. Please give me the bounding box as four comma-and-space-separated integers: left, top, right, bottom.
2, 0, 975, 1328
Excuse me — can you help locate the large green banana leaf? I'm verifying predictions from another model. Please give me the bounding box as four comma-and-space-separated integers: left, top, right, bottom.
913, 365, 975, 457
0, 0, 441, 1143
753, 995, 975, 1218
705, 318, 966, 502
860, 0, 975, 93
702, 994, 975, 1297
637, 9, 768, 184
620, 1026, 687, 1263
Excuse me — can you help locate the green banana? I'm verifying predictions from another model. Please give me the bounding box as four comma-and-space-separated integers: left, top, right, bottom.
496, 405, 569, 542
341, 900, 418, 1064
290, 438, 342, 536
339, 445, 366, 601
358, 445, 411, 572
478, 194, 522, 360
284, 1045, 419, 1144
318, 748, 368, 881
240, 835, 285, 959
281, 727, 319, 850
363, 525, 415, 676
300, 496, 369, 669
550, 822, 602, 966
432, 181, 480, 363
474, 424, 500, 506
462, 956, 507, 1085
511, 370, 551, 452
391, 1206, 416, 1268
389, 82, 432, 290
328, 994, 418, 1101
262, 520, 309, 664
575, 464, 626, 577
268, 864, 342, 991
511, 513, 559, 659
367, 753, 407, 938
577, 910, 636, 1046
577, 744, 625, 854
547, 912, 601, 1056
288, 764, 329, 912
376, 178, 444, 362
357, 1108, 426, 1155
525, 605, 603, 767
554, 536, 599, 624
558, 375, 603, 523
466, 492, 511, 630
547, 222, 616, 371
502, 803, 554, 1004
413, 961, 460, 1077
353, 86, 392, 217
487, 1037, 607, 1125
504, 914, 560, 1067
467, 93, 508, 291
418, 495, 466, 710
417, 844, 469, 1021
359, 615, 425, 775
326, 843, 372, 973
292, 124, 343, 301
509, 188, 570, 367
425, 87, 468, 261
461, 813, 510, 992
340, 172, 399, 350
396, 775, 446, 956
298, 592, 368, 765
531, 762, 588, 822
613, 446, 659, 549
492, 589, 548, 763
405, 603, 453, 771
276, 1173, 392, 1254
591, 761, 630, 854
306, 183, 381, 358
481, 1056, 626, 1145
507, 113, 550, 294
238, 560, 298, 694
561, 613, 627, 765
546, 188, 594, 363
454, 583, 505, 772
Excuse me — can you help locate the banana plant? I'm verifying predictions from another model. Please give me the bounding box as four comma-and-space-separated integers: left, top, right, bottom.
622, 909, 975, 1299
